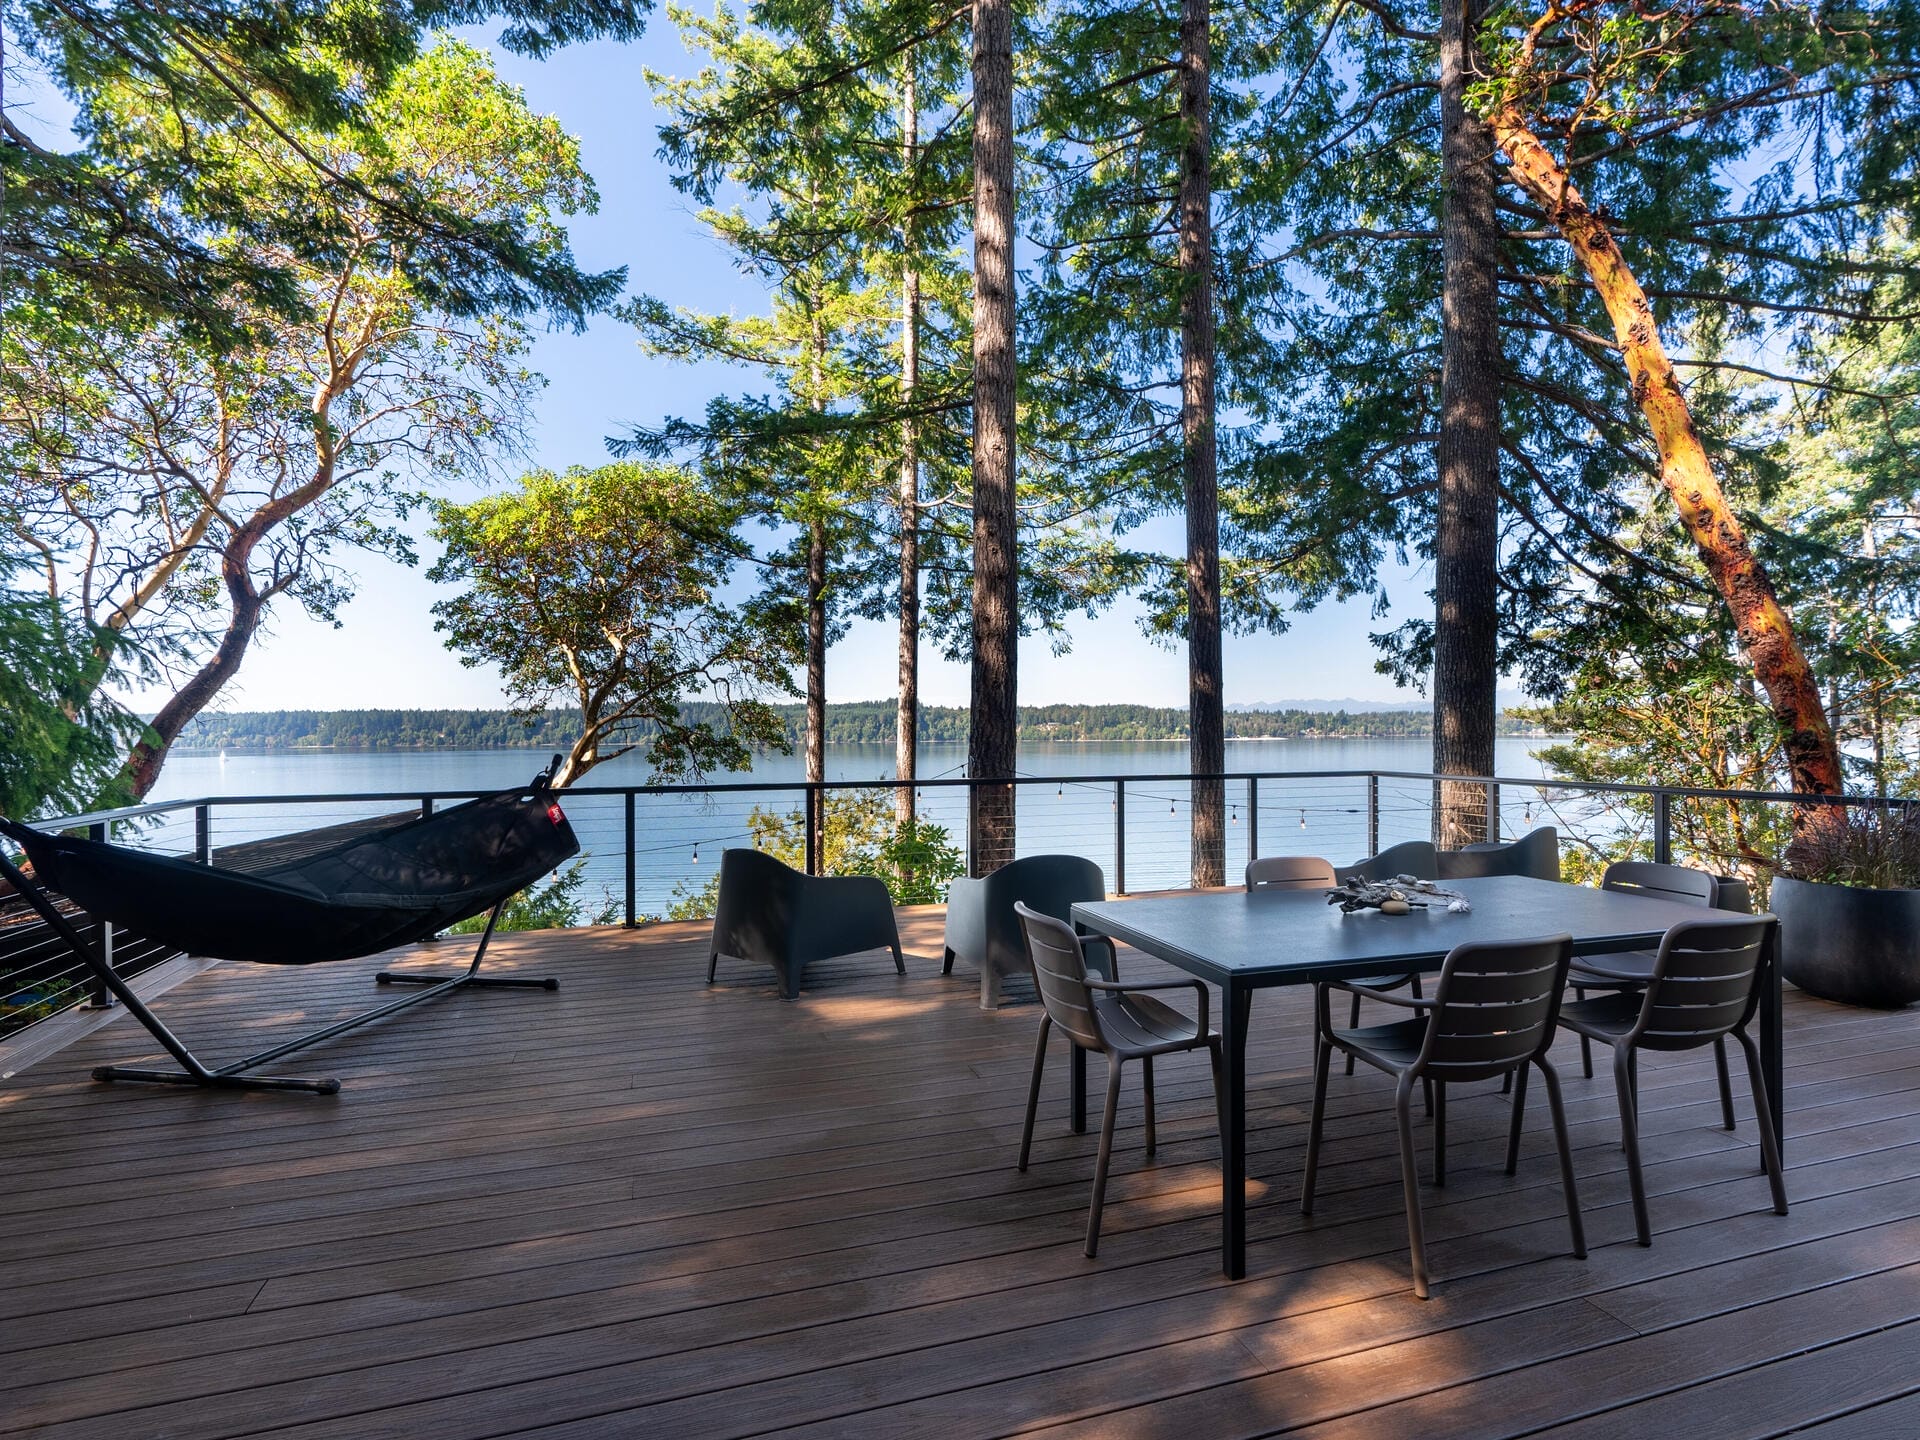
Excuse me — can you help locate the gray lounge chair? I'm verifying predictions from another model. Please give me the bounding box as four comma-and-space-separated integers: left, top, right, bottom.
944, 854, 1113, 1009
1333, 840, 1439, 885
1437, 826, 1561, 881
707, 848, 904, 1000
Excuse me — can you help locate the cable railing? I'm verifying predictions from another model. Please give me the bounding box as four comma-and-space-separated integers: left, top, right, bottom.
3, 765, 1909, 1043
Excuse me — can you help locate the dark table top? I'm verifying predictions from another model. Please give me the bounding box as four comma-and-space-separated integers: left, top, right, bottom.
1072, 875, 1762, 987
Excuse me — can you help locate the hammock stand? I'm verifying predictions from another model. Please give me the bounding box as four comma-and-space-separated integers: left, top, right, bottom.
0, 761, 578, 1095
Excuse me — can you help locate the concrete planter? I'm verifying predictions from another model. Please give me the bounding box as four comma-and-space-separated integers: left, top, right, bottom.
1773, 874, 1920, 1009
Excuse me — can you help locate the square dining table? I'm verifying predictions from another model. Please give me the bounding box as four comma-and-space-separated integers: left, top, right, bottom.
1072, 873, 1783, 1279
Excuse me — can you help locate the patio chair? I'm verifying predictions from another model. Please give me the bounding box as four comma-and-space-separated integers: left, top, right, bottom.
1436, 826, 1561, 881
1014, 903, 1224, 1258
1250, 856, 1424, 1080
1556, 915, 1787, 1246
1565, 863, 1739, 1131
943, 854, 1114, 1009
706, 848, 904, 1000
1301, 933, 1585, 1299
1333, 840, 1438, 885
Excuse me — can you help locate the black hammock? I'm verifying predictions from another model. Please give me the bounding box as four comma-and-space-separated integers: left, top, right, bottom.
0, 761, 580, 1094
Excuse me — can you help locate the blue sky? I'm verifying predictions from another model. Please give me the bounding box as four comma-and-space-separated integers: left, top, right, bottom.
27, 23, 1437, 712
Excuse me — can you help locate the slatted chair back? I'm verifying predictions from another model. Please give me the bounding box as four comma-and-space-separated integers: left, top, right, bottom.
1015, 903, 1105, 1050
1632, 916, 1773, 1052
1246, 856, 1337, 892
1414, 934, 1574, 1084
1601, 861, 1715, 909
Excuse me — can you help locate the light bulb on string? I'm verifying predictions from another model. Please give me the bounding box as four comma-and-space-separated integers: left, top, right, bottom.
692, 843, 700, 863
1299, 809, 1307, 831
1523, 801, 1534, 825
1170, 799, 1176, 815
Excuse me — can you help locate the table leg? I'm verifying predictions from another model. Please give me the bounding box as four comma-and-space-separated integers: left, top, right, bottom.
1762, 919, 1785, 1160
1071, 1046, 1087, 1135
1222, 980, 1251, 1279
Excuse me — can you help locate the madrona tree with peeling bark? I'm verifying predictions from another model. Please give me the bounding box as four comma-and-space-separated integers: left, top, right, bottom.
3, 42, 611, 797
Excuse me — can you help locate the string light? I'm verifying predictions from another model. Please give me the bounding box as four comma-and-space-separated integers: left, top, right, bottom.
1523, 801, 1534, 825
692, 843, 700, 863
1230, 806, 1239, 825
1057, 783, 1063, 797
1170, 799, 1176, 815
1299, 808, 1307, 831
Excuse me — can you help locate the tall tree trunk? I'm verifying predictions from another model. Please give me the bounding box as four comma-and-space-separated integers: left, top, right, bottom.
969, 0, 1018, 874
806, 301, 830, 871
1488, 104, 1846, 829
896, 59, 922, 832
1431, 0, 1504, 850
1179, 0, 1223, 887
806, 516, 828, 870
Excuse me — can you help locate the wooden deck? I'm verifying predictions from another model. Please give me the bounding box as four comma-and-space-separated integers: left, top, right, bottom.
3, 906, 1920, 1439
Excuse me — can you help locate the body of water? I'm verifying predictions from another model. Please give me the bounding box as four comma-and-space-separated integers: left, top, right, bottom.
146, 737, 1557, 917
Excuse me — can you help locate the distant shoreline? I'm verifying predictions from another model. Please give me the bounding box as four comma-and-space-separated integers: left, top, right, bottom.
175, 702, 1552, 752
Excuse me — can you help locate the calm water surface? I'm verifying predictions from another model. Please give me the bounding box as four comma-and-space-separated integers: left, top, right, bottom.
147, 738, 1555, 916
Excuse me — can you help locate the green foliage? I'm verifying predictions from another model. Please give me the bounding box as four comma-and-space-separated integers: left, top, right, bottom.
0, 588, 143, 820
3, 0, 638, 342
7, 39, 605, 794
447, 859, 621, 933
428, 462, 793, 786
663, 791, 965, 919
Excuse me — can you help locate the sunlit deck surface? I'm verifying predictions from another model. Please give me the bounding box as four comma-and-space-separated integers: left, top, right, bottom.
5, 906, 1920, 1440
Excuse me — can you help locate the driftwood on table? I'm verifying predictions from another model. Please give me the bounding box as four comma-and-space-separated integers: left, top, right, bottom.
1328, 875, 1473, 915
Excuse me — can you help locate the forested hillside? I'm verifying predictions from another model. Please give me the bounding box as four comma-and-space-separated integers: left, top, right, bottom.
175, 703, 1547, 750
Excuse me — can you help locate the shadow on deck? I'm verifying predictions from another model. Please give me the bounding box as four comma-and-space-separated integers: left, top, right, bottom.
2, 906, 1918, 1439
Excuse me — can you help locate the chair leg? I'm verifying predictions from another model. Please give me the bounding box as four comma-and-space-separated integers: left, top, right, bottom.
707, 951, 719, 984
1505, 1062, 1530, 1176
1019, 1015, 1052, 1172
1714, 1037, 1736, 1131
943, 946, 956, 975
1142, 1055, 1157, 1158
1432, 1079, 1447, 1187
1613, 1045, 1652, 1246
1575, 985, 1593, 1078
1736, 1029, 1789, 1216
1345, 990, 1360, 1075
890, 940, 906, 976
1207, 1037, 1227, 1151
1301, 1035, 1334, 1215
1394, 1074, 1431, 1299
1086, 1056, 1125, 1258
1537, 1056, 1587, 1259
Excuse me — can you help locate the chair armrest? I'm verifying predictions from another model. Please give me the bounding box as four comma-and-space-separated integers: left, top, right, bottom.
1325, 979, 1434, 1009
1078, 931, 1120, 980
1083, 975, 1208, 1035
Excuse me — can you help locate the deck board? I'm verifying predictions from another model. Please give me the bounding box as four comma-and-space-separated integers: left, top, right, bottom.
2, 906, 1918, 1439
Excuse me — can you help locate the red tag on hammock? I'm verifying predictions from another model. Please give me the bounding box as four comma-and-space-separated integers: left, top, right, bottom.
547, 803, 566, 826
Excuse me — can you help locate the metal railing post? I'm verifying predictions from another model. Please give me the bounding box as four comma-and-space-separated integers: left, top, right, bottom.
194, 804, 212, 863
86, 821, 115, 1009
1488, 781, 1501, 841
1653, 790, 1673, 865
624, 792, 637, 928
1114, 779, 1127, 895
805, 784, 821, 876
420, 796, 435, 820
1367, 774, 1381, 854
1246, 776, 1259, 868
